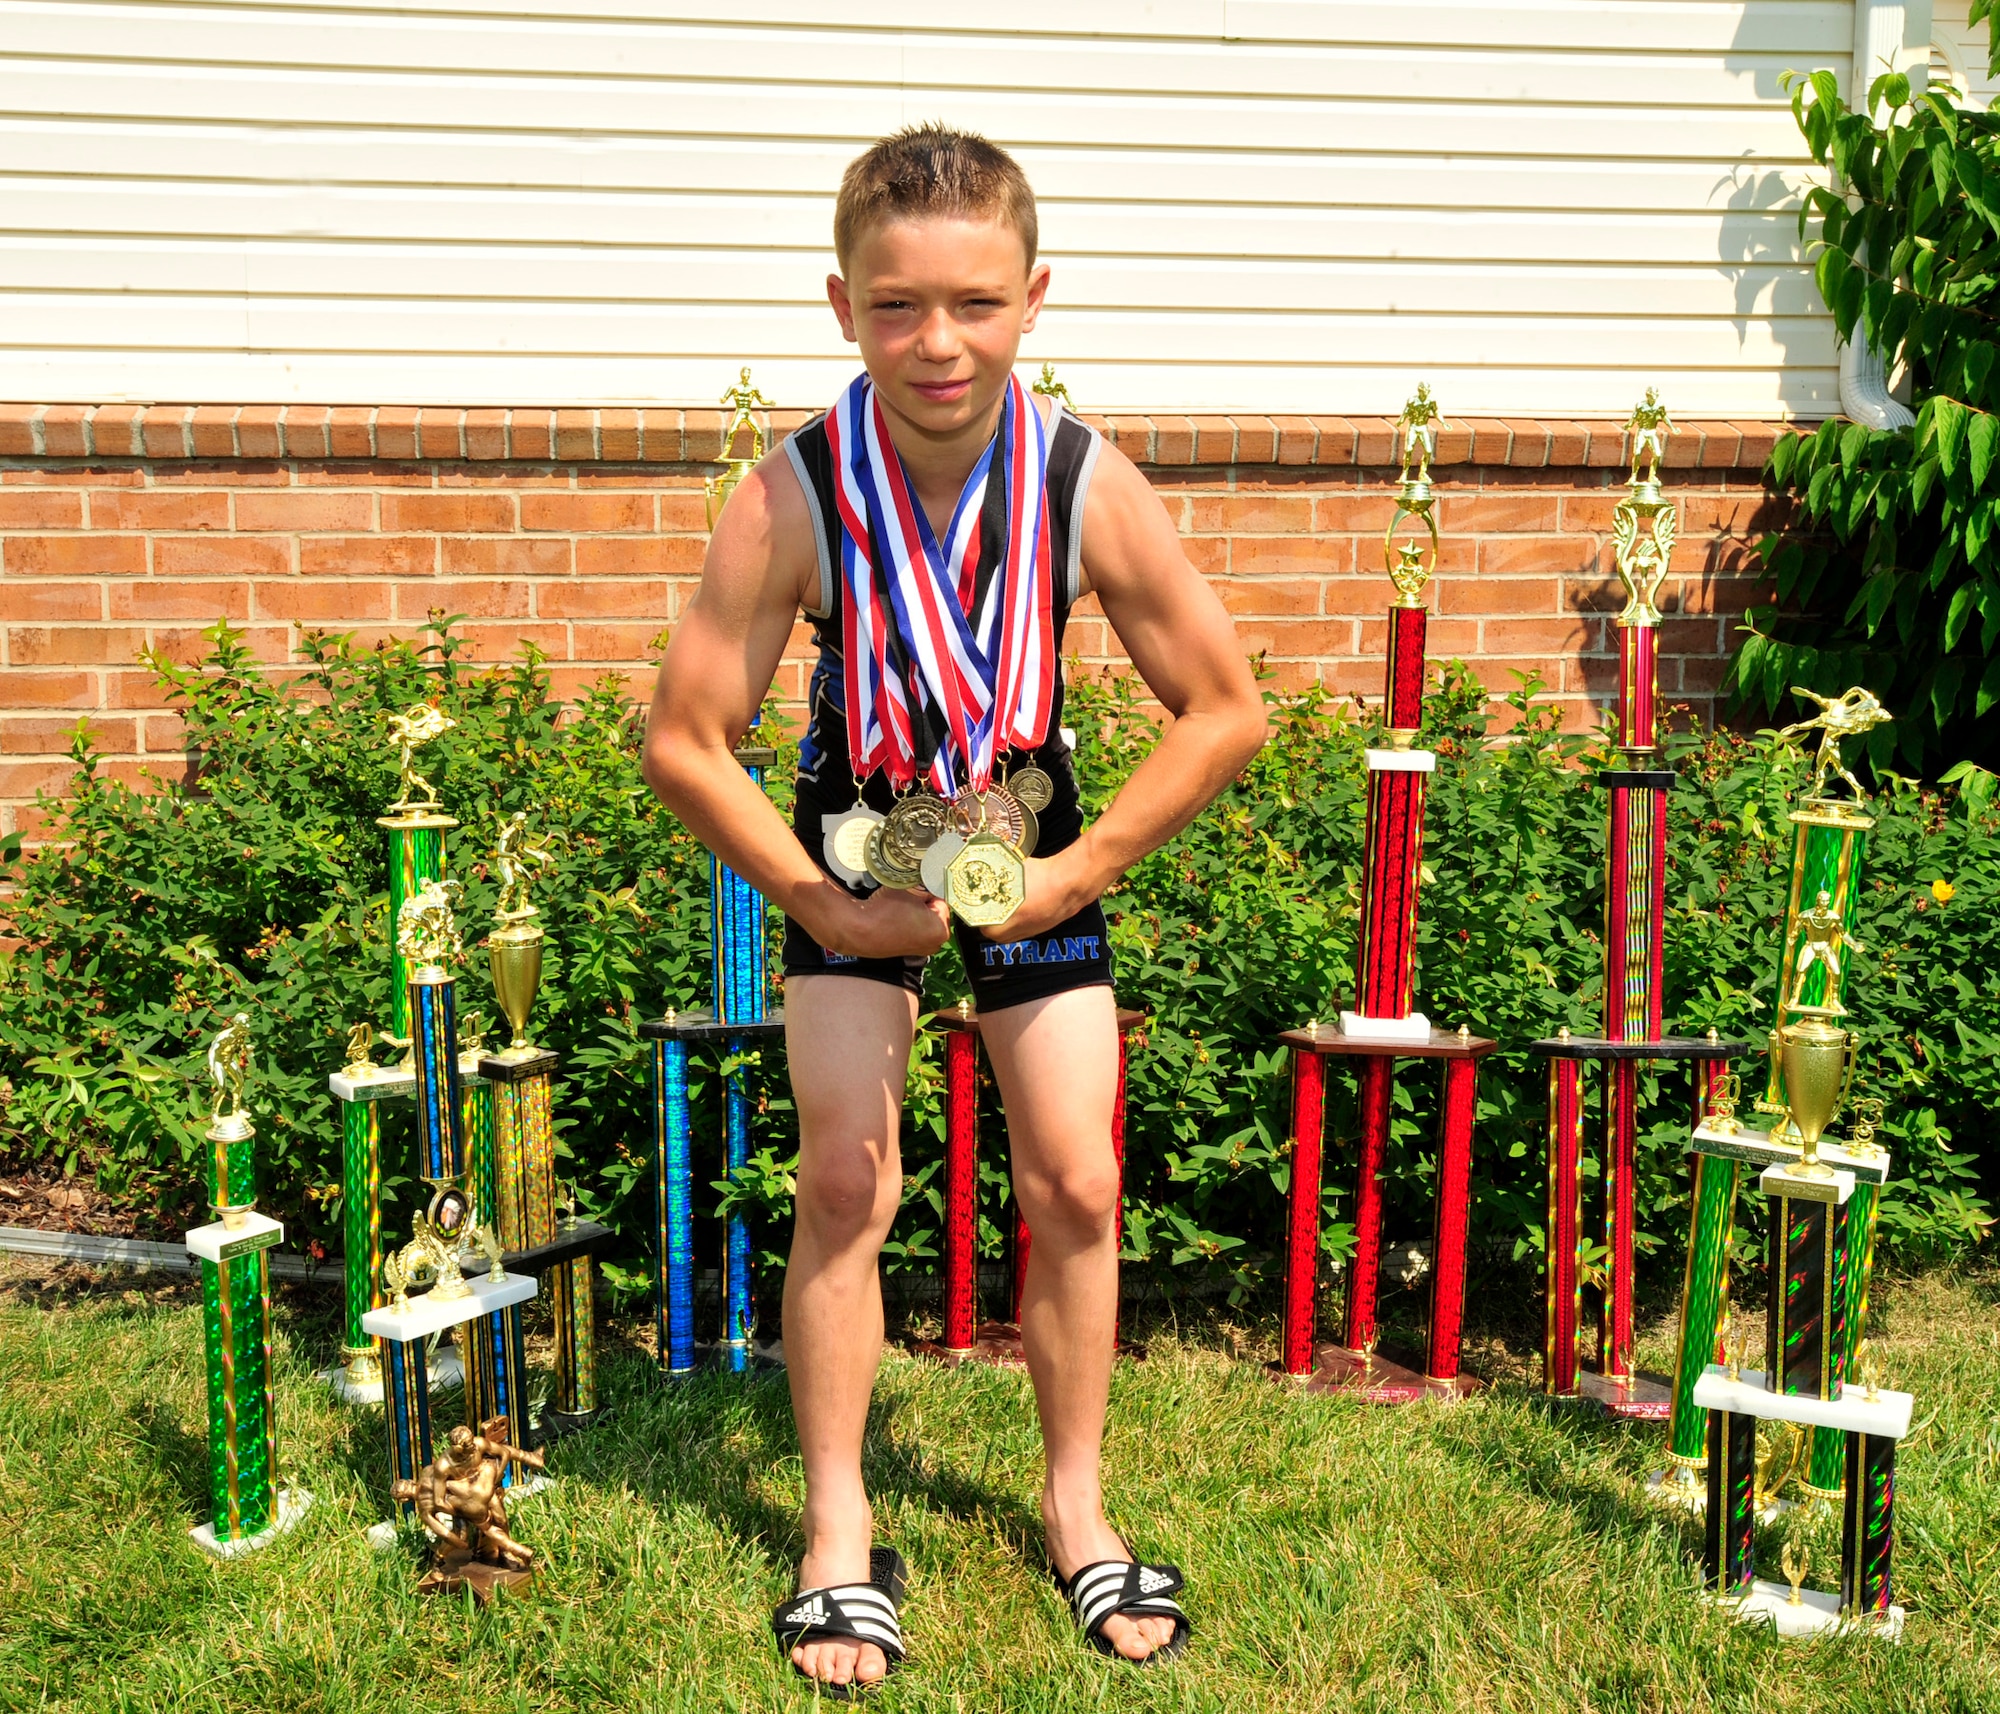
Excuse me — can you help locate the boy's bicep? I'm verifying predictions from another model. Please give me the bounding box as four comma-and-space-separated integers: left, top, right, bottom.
1080, 447, 1253, 716
649, 458, 814, 747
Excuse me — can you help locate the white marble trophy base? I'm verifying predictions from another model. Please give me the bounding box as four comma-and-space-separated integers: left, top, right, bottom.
1709, 1579, 1906, 1642
1339, 1010, 1433, 1044
1692, 1367, 1914, 1439
361, 1271, 538, 1343
319, 1361, 385, 1406
189, 1488, 314, 1560
1363, 747, 1437, 774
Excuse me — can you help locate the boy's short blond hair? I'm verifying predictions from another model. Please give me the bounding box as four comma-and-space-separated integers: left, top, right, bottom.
833, 123, 1038, 271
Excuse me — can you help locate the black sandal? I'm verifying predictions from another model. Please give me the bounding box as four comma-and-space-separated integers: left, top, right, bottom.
771, 1546, 908, 1700
1052, 1549, 1191, 1664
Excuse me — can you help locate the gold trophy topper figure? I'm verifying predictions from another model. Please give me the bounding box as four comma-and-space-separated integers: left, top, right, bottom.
207, 1012, 253, 1135
1626, 386, 1674, 489
1385, 384, 1445, 609
342, 1021, 375, 1076
396, 875, 465, 975
1031, 360, 1074, 410
1787, 889, 1865, 1017
1777, 685, 1893, 803
1781, 1533, 1810, 1607
1610, 388, 1678, 629
390, 1417, 547, 1601
707, 366, 774, 528
384, 701, 456, 814
493, 810, 557, 922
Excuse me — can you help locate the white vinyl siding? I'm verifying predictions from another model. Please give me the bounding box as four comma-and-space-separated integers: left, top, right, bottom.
0, 1, 1900, 416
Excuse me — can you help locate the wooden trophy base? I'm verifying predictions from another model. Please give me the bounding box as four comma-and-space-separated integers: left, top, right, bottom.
1574, 1368, 1673, 1419
1271, 1343, 1480, 1404
417, 1550, 535, 1605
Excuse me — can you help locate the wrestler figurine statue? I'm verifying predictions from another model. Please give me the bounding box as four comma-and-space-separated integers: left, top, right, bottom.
390, 1416, 546, 1602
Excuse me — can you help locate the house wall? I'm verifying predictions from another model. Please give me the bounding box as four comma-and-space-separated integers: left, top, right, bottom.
0, 0, 1883, 417
0, 402, 1785, 842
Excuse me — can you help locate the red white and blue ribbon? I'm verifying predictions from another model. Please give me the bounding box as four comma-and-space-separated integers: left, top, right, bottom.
825, 371, 1055, 795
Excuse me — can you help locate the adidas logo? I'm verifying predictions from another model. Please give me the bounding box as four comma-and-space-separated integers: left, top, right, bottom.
1138, 1568, 1172, 1594
785, 1597, 828, 1627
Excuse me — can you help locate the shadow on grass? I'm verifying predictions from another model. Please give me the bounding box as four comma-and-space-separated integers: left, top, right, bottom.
130, 1394, 216, 1518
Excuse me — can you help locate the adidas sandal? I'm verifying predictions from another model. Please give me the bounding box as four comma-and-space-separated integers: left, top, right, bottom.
771, 1545, 908, 1699
1053, 1551, 1191, 1664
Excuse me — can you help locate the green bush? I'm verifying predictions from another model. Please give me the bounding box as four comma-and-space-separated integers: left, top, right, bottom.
1, 623, 1992, 1319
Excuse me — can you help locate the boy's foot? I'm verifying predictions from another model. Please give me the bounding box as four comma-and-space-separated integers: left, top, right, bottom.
1044, 1507, 1183, 1662
788, 1525, 893, 1690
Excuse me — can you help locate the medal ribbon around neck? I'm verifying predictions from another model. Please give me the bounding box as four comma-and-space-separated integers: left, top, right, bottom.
826, 371, 1055, 796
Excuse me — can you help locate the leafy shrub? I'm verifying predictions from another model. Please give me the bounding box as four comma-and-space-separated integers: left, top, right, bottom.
1, 624, 1991, 1325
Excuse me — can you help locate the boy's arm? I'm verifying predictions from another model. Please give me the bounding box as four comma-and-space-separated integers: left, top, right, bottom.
1001, 441, 1267, 938
641, 456, 948, 960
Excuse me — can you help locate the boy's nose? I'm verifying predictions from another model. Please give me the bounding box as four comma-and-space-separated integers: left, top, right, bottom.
912, 308, 963, 362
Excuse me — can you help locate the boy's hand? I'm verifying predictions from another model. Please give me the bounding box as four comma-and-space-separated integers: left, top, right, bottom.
815, 885, 951, 960
980, 849, 1094, 941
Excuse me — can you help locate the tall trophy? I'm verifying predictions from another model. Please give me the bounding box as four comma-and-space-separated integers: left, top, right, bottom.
477, 814, 611, 1432
1270, 385, 1498, 1402
706, 366, 772, 528
1533, 393, 1749, 1415
184, 1015, 311, 1555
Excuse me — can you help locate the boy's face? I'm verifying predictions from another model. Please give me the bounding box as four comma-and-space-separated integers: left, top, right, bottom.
828, 216, 1050, 441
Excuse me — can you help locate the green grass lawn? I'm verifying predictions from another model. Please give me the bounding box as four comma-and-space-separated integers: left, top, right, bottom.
2, 1257, 1996, 1714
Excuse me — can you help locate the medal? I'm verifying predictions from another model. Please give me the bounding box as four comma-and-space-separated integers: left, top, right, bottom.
920, 828, 966, 898
863, 821, 922, 890
882, 791, 949, 868
1009, 764, 1053, 812
945, 833, 1026, 928
822, 807, 883, 887
1016, 800, 1039, 857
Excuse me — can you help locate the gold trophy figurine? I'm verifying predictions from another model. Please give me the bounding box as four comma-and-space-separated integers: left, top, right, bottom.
486, 813, 555, 1061
1384, 383, 1444, 610
707, 366, 774, 529
1777, 685, 1891, 806
207, 1012, 254, 1142
384, 703, 458, 815
1611, 390, 1677, 628
1785, 890, 1865, 1017
397, 876, 465, 979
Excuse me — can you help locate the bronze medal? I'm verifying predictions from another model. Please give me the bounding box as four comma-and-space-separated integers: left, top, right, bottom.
1009, 764, 1053, 812
945, 833, 1026, 928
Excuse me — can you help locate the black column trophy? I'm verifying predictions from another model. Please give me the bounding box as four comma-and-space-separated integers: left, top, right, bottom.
479, 813, 612, 1432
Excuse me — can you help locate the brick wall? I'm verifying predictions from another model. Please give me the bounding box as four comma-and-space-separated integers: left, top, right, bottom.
0, 403, 1789, 842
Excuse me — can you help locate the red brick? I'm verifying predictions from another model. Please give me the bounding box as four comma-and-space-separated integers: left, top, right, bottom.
1214, 577, 1320, 617
511, 409, 556, 461
5, 583, 103, 621
1481, 617, 1591, 654
399, 579, 530, 619
442, 537, 572, 579
109, 581, 250, 621
0, 405, 39, 457
570, 621, 673, 659
1180, 535, 1229, 577
1269, 417, 1317, 465
555, 409, 597, 462
1436, 576, 1558, 617
1677, 573, 1764, 615
140, 407, 193, 459
0, 668, 94, 708
1662, 425, 1704, 468
1319, 417, 1363, 466
89, 489, 229, 531
38, 406, 90, 459
1232, 617, 1354, 656
155, 537, 289, 578
1441, 494, 1561, 533
456, 621, 570, 661
285, 405, 332, 460
1351, 418, 1396, 466
236, 406, 284, 459
380, 492, 514, 532
299, 536, 434, 578
189, 405, 239, 458
1150, 416, 1195, 465
0, 713, 135, 755
1230, 417, 1277, 464
5, 535, 146, 577
416, 408, 462, 460
1185, 493, 1304, 534
658, 492, 710, 533
535, 580, 664, 619
0, 758, 84, 798
465, 409, 509, 461
251, 579, 394, 623
232, 490, 375, 532
297, 463, 428, 488
8, 625, 148, 666
1478, 535, 1597, 576
1231, 535, 1347, 578
590, 407, 637, 463
375, 407, 421, 460
1432, 421, 1476, 466
521, 493, 654, 533
146, 624, 288, 668
0, 491, 84, 528
1733, 422, 1783, 468
1102, 417, 1154, 463
151, 460, 287, 488
1695, 423, 1742, 469
140, 712, 188, 752
1188, 416, 1235, 463
1660, 616, 1723, 654
636, 409, 684, 462
1678, 654, 1734, 694
89, 405, 146, 458
329, 408, 376, 459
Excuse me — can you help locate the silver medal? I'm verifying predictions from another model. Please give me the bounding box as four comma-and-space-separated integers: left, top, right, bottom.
822, 808, 883, 887
920, 829, 966, 899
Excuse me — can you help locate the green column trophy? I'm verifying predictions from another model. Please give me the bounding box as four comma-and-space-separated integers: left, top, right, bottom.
328, 701, 459, 1403
1652, 687, 1895, 1505
478, 813, 611, 1433
184, 1014, 312, 1556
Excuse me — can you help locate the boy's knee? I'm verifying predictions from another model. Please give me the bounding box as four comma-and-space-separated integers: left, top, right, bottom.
796, 1154, 900, 1244
1023, 1156, 1120, 1240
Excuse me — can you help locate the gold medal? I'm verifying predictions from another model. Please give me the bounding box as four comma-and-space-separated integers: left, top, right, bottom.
863, 821, 922, 890
1009, 764, 1053, 813
883, 792, 949, 868
1016, 800, 1039, 857
945, 833, 1026, 928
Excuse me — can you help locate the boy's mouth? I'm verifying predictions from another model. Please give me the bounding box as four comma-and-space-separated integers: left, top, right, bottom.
909, 378, 973, 404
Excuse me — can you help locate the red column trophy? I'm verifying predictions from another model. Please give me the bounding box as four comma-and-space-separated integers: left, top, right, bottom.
912, 1000, 1147, 1366
1531, 393, 1747, 1415
1274, 386, 1497, 1402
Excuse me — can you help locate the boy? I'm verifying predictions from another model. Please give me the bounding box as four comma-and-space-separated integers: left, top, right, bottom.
643, 123, 1264, 1691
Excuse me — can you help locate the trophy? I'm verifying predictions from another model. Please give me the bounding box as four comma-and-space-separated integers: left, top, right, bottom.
1270, 386, 1499, 1403
706, 366, 773, 528
184, 1015, 311, 1555
1537, 393, 1750, 1422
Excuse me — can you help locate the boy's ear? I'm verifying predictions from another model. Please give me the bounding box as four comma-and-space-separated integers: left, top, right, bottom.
827, 272, 859, 343
1020, 262, 1052, 336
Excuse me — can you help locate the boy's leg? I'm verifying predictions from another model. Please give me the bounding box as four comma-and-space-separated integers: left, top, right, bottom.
782, 972, 919, 1688
979, 985, 1180, 1662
